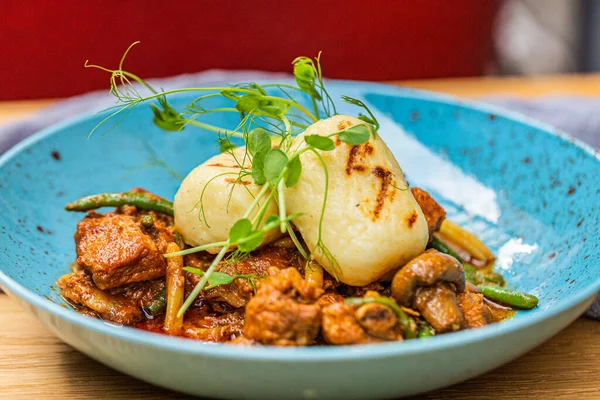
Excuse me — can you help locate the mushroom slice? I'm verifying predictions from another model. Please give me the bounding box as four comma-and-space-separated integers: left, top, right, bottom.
391, 249, 466, 307
414, 283, 466, 332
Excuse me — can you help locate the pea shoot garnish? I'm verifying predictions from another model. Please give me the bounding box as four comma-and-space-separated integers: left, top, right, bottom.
86, 42, 390, 317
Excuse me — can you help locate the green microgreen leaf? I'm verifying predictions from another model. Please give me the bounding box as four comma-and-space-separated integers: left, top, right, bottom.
229, 218, 252, 243
251, 155, 266, 185
238, 231, 264, 252
183, 266, 263, 291
264, 215, 281, 228
236, 95, 260, 113
305, 135, 335, 151
218, 137, 237, 153
259, 99, 290, 116
293, 58, 322, 100
183, 267, 235, 289
338, 125, 370, 145
263, 149, 288, 185
182, 266, 204, 275
285, 156, 302, 188
149, 101, 185, 131
247, 128, 271, 157
247, 128, 271, 185
205, 271, 236, 288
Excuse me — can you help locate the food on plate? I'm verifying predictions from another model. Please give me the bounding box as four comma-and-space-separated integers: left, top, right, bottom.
174, 146, 281, 252
58, 46, 538, 346
285, 115, 428, 286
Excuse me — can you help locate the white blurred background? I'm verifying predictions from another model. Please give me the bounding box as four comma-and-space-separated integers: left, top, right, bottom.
495, 0, 593, 75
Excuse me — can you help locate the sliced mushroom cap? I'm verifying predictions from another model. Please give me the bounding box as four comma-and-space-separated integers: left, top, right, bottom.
414, 283, 466, 332
391, 249, 466, 307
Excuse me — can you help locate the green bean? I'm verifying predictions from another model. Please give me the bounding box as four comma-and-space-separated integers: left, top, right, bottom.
429, 236, 463, 262
144, 289, 166, 316
479, 285, 539, 310
463, 263, 505, 286
417, 321, 435, 338
140, 214, 154, 227
65, 192, 174, 217
345, 297, 417, 339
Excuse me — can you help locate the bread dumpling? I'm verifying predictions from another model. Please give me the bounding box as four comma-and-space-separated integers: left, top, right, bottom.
284, 115, 429, 286
174, 146, 280, 253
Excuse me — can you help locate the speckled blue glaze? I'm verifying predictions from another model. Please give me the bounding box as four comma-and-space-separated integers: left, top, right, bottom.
0, 81, 598, 399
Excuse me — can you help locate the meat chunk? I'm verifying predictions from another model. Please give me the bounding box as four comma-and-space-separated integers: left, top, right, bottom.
182, 309, 245, 342
411, 187, 446, 238
457, 290, 491, 328
133, 304, 245, 342
186, 245, 301, 308
414, 283, 465, 332
243, 268, 323, 346
317, 291, 345, 308
322, 303, 373, 345
109, 279, 165, 308
321, 301, 402, 345
74, 212, 168, 289
57, 271, 142, 325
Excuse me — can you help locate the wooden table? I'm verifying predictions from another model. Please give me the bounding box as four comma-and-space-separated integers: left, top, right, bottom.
1, 75, 599, 399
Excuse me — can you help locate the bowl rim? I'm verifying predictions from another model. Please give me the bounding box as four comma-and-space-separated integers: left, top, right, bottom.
1, 80, 599, 361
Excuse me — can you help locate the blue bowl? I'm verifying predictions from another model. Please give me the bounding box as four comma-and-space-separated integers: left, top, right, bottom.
1, 81, 598, 399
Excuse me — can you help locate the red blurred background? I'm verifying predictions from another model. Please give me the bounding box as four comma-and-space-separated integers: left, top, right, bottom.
0, 1, 500, 100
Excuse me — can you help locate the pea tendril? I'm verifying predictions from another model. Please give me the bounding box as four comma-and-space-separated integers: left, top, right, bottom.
87, 42, 386, 317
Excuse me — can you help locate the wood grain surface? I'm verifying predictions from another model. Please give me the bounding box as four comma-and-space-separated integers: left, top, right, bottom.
1, 296, 598, 399
1, 74, 599, 399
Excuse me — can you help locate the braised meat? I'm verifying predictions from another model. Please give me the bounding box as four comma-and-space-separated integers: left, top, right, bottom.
108, 279, 165, 305
317, 291, 345, 308
59, 187, 520, 346
182, 309, 245, 342
243, 268, 323, 346
57, 271, 143, 325
74, 212, 171, 289
321, 301, 402, 345
411, 187, 446, 238
186, 245, 301, 308
322, 303, 373, 345
457, 290, 491, 328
